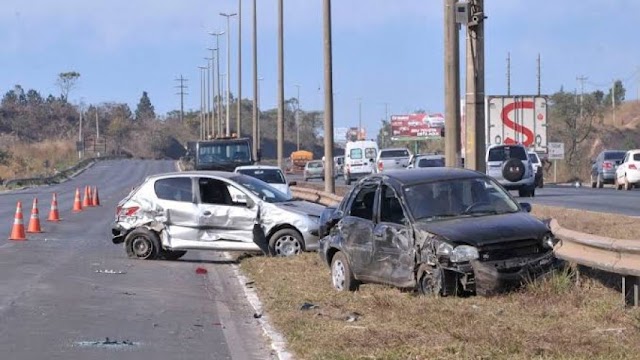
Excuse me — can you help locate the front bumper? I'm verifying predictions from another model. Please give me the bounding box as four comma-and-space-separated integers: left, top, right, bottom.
470, 251, 560, 295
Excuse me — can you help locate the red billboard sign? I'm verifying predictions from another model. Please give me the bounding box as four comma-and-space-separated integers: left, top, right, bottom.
390, 114, 442, 140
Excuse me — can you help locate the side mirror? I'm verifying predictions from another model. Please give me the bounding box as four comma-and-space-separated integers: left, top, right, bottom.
289, 181, 297, 187
519, 202, 532, 213
246, 197, 255, 209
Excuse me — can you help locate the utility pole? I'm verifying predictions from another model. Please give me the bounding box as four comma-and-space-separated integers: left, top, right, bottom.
612, 79, 617, 126
357, 97, 362, 140
444, 0, 461, 168
207, 48, 217, 135
252, 0, 259, 161
220, 12, 237, 136
323, 0, 335, 193
210, 31, 225, 135
258, 76, 264, 156
464, 0, 486, 172
199, 66, 207, 140
237, 0, 243, 137
277, 0, 285, 169
506, 52, 511, 96
204, 58, 213, 138
576, 75, 587, 124
174, 75, 188, 123
295, 84, 301, 151
537, 53, 541, 96
95, 107, 100, 143
78, 108, 83, 159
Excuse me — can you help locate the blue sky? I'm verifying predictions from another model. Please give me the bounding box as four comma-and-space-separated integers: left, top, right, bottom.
1, 0, 639, 138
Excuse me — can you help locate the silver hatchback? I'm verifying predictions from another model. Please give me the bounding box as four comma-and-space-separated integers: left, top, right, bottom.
111, 171, 325, 259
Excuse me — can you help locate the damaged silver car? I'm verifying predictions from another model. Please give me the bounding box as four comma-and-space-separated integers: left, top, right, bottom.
318, 168, 561, 296
112, 171, 324, 259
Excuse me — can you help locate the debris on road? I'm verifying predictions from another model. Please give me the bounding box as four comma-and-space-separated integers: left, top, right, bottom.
344, 312, 362, 322
300, 302, 319, 311
74, 337, 138, 349
94, 269, 127, 274
195, 267, 208, 274
253, 312, 262, 319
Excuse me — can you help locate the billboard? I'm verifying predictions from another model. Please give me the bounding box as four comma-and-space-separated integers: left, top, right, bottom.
486, 96, 548, 153
390, 113, 443, 141
333, 127, 349, 144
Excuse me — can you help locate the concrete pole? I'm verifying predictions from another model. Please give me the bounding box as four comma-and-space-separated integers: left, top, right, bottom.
464, 0, 486, 172
207, 49, 217, 135
357, 97, 362, 140
252, 0, 259, 160
220, 13, 237, 136
444, 0, 461, 167
258, 77, 264, 155
277, 0, 285, 169
205, 60, 212, 138
323, 0, 335, 193
237, 0, 243, 137
199, 66, 207, 140
295, 84, 301, 151
78, 109, 83, 159
210, 31, 225, 135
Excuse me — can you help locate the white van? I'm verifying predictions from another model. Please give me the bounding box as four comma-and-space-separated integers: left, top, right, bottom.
344, 140, 378, 185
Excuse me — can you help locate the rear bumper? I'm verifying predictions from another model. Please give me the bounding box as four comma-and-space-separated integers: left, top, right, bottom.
601, 170, 616, 182
111, 223, 128, 244
626, 170, 640, 184
500, 176, 535, 190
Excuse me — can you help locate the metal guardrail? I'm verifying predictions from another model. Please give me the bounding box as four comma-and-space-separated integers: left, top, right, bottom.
551, 219, 640, 307
291, 185, 640, 307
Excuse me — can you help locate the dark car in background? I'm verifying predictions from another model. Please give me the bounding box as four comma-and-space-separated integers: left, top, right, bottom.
318, 168, 559, 296
591, 150, 626, 188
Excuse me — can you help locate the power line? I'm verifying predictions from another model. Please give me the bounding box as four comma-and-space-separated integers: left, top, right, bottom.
174, 75, 188, 123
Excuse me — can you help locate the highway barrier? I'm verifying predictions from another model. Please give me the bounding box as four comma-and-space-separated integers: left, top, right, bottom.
292, 185, 640, 308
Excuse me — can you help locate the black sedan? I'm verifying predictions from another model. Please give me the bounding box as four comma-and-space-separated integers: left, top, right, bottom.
318, 168, 561, 296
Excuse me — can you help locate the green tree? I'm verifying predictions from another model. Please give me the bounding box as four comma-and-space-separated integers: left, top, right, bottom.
56, 71, 80, 101
604, 80, 625, 107
135, 91, 156, 121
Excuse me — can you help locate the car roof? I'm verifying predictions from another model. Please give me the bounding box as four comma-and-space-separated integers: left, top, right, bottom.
234, 165, 282, 171
365, 167, 484, 186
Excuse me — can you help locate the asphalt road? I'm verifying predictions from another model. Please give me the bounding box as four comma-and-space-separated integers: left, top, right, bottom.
0, 159, 272, 360
289, 172, 640, 217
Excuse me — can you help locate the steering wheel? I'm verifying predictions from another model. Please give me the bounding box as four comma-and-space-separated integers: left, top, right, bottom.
463, 201, 492, 214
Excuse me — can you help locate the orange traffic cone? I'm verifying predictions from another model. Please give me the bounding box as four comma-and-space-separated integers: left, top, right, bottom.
9, 201, 26, 240
82, 185, 91, 208
92, 186, 101, 206
27, 198, 43, 233
73, 188, 83, 212
47, 193, 61, 222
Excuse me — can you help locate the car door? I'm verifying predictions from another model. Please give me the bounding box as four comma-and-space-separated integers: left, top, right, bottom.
371, 184, 414, 287
339, 179, 379, 277
196, 177, 256, 242
153, 176, 200, 242
617, 152, 630, 181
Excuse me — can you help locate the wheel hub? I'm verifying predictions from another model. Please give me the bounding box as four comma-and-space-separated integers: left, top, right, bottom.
332, 260, 345, 290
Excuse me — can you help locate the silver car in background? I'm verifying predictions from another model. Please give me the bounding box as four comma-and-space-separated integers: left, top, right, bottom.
375, 148, 412, 173
111, 171, 325, 258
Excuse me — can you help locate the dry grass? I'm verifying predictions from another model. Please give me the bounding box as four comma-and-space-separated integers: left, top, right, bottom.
0, 139, 76, 181
240, 205, 640, 359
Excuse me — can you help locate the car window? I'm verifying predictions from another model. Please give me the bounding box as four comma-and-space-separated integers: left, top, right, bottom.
380, 149, 409, 158
380, 185, 406, 225
488, 146, 527, 162
154, 177, 193, 202
308, 161, 323, 168
528, 153, 540, 164
348, 184, 377, 221
418, 158, 445, 167
237, 168, 286, 184
350, 148, 363, 159
634, 154, 640, 161
605, 151, 626, 160
365, 148, 377, 159
403, 177, 519, 221
199, 178, 247, 206
229, 175, 292, 203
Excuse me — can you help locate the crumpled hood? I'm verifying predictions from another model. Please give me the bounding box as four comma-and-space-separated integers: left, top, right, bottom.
272, 200, 325, 217
413, 212, 548, 247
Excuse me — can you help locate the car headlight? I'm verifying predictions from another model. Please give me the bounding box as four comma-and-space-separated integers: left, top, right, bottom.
436, 242, 453, 257
450, 245, 479, 263
541, 233, 555, 249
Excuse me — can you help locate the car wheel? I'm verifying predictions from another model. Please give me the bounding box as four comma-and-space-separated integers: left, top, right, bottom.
616, 177, 623, 190
269, 229, 303, 257
625, 175, 633, 191
162, 250, 187, 260
538, 176, 544, 188
518, 188, 530, 197
331, 252, 357, 291
125, 228, 161, 260
418, 266, 443, 296
597, 174, 604, 188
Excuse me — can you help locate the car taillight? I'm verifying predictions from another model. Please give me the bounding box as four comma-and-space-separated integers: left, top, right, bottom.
118, 206, 140, 217
603, 161, 613, 170
630, 164, 637, 170
378, 161, 383, 171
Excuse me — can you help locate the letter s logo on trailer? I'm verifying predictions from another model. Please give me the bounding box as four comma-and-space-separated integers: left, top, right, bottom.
487, 96, 548, 152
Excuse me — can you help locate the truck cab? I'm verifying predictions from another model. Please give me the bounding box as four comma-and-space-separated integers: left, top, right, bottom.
192, 136, 256, 171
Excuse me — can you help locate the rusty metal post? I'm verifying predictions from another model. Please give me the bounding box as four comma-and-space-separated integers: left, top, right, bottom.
623, 275, 640, 307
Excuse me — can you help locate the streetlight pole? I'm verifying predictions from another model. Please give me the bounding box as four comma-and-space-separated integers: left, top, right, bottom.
210, 31, 225, 135
295, 84, 301, 151
237, 0, 243, 137
220, 12, 237, 137
258, 76, 264, 156
277, 0, 285, 169
198, 66, 207, 140
207, 48, 218, 136
357, 97, 362, 140
323, 0, 335, 193
204, 58, 212, 138
252, 0, 259, 161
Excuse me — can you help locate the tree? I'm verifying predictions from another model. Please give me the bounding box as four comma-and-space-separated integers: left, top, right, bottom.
135, 91, 156, 121
56, 71, 80, 101
604, 80, 625, 107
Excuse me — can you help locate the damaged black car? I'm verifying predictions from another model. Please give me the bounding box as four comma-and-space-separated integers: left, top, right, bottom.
318, 168, 561, 296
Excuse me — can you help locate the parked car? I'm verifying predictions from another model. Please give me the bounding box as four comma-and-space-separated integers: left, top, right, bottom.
528, 151, 544, 188
591, 150, 626, 188
318, 168, 560, 296
486, 144, 536, 197
407, 154, 445, 169
615, 149, 640, 190
111, 171, 325, 259
344, 140, 378, 185
234, 165, 296, 197
304, 160, 325, 181
376, 147, 412, 173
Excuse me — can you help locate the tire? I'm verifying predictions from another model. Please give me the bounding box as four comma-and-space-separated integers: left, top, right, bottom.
625, 175, 633, 191
331, 252, 358, 291
597, 174, 604, 188
518, 188, 530, 197
502, 158, 525, 182
125, 228, 161, 260
268, 228, 304, 257
418, 266, 444, 296
162, 250, 187, 260
539, 177, 544, 188
616, 177, 623, 190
